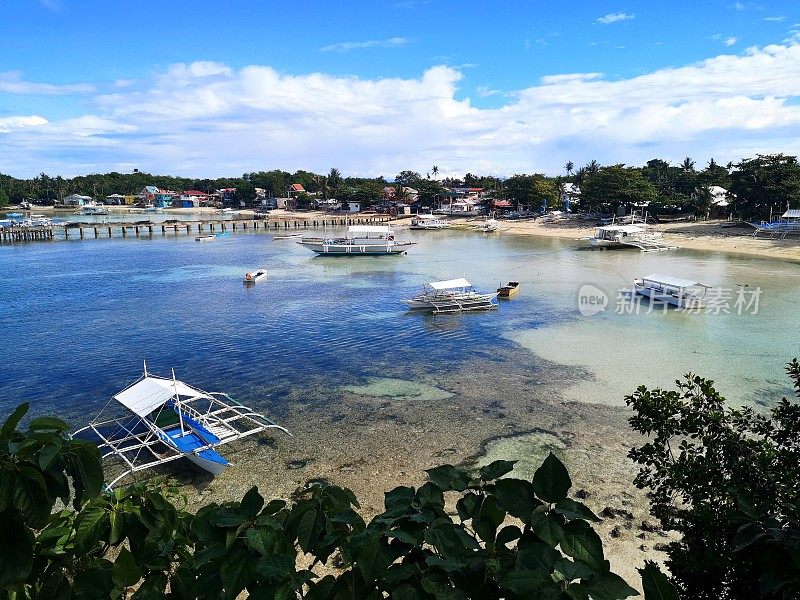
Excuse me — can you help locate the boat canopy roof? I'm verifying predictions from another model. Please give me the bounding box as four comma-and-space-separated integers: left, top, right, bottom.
598, 224, 644, 233
114, 375, 211, 417
428, 278, 471, 290
348, 225, 391, 234
415, 214, 437, 219
641, 273, 708, 289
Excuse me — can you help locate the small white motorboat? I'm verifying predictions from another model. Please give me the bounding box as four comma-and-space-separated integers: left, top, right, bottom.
634, 273, 710, 309
244, 270, 268, 284
195, 234, 216, 242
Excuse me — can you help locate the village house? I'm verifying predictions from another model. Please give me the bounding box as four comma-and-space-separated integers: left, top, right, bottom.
62, 194, 94, 207
179, 189, 209, 208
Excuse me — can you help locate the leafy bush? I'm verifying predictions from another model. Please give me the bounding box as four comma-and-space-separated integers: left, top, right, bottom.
627, 359, 800, 599
0, 401, 646, 599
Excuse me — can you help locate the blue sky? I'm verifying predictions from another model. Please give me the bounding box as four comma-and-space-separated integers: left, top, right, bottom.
1, 0, 799, 178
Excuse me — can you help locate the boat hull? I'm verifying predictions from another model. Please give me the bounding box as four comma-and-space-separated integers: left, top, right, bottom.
298, 241, 412, 255
404, 292, 499, 311
187, 451, 229, 476
497, 282, 521, 298
634, 286, 703, 309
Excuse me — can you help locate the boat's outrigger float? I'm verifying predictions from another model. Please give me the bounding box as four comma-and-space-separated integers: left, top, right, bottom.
74, 363, 290, 488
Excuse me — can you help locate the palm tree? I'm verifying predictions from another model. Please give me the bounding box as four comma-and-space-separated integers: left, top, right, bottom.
681, 157, 695, 172
432, 165, 439, 179
586, 160, 600, 175
694, 185, 714, 220
327, 168, 342, 199
574, 167, 587, 188
564, 161, 574, 177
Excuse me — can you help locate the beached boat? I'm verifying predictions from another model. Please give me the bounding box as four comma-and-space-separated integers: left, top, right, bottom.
587, 223, 676, 251
404, 278, 499, 313
497, 281, 521, 299
410, 214, 451, 230
479, 219, 499, 233
298, 225, 414, 255
73, 364, 290, 488
634, 273, 710, 309
244, 270, 268, 284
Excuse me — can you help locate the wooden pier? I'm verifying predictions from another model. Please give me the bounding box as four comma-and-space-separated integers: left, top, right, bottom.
0, 215, 394, 244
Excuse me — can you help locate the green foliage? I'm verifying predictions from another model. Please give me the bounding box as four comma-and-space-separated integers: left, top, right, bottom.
729, 154, 800, 220
581, 165, 657, 212
0, 404, 639, 600
627, 359, 800, 599
0, 188, 9, 207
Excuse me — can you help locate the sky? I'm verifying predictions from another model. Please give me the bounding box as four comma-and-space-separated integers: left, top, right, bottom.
1, 0, 800, 179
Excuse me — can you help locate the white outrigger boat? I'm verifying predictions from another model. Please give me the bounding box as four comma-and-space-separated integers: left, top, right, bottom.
244, 269, 268, 284
634, 273, 710, 309
587, 222, 676, 251
74, 364, 289, 488
478, 219, 499, 233
298, 225, 414, 255
410, 214, 451, 230
404, 278, 499, 313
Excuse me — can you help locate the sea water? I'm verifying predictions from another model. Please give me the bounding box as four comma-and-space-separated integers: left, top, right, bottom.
0, 228, 798, 424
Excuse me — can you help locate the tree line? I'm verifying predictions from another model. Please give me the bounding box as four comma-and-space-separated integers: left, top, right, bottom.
2, 154, 799, 220
0, 360, 798, 598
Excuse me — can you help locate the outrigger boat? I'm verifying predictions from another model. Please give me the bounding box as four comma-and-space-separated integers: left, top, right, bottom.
244, 269, 268, 284
404, 278, 499, 313
633, 273, 710, 309
298, 225, 414, 255
497, 281, 521, 299
409, 214, 451, 230
74, 364, 290, 488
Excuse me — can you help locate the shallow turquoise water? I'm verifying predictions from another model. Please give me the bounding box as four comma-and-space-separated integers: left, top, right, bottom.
0, 228, 798, 424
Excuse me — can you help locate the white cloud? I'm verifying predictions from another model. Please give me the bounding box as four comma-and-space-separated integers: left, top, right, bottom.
320, 37, 412, 52
730, 2, 746, 11
3, 38, 800, 177
764, 16, 787, 22
0, 71, 94, 95
37, 0, 62, 12
0, 116, 48, 133
596, 12, 635, 25
725, 37, 738, 46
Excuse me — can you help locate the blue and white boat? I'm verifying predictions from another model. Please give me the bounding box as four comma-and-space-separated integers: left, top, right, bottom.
75, 364, 290, 487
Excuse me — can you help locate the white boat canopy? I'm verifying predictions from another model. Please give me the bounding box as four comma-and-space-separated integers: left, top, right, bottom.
113, 375, 211, 417
348, 225, 391, 234
415, 214, 437, 219
641, 273, 709, 289
428, 278, 472, 290
598, 224, 645, 233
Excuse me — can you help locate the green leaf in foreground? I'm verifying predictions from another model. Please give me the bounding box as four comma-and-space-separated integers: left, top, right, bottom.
532, 452, 571, 503
639, 561, 678, 600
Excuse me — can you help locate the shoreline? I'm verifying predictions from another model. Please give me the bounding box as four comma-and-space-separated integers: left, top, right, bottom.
9, 205, 799, 262
497, 219, 800, 263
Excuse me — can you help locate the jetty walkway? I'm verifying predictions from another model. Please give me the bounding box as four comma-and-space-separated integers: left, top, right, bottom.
0, 215, 393, 244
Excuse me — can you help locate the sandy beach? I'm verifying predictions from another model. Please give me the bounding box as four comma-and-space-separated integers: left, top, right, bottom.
497, 218, 800, 263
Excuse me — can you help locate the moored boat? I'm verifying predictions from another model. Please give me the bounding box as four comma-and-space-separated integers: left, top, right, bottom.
195, 234, 216, 242
410, 214, 451, 230
298, 225, 413, 255
633, 273, 710, 309
497, 281, 521, 299
244, 270, 268, 284
404, 278, 499, 313
479, 219, 499, 233
73, 364, 290, 488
